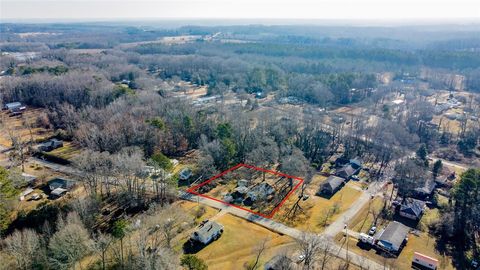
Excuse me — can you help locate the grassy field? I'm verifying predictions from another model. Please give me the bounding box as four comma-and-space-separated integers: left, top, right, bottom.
48, 141, 82, 161
273, 174, 362, 232
0, 108, 53, 147
195, 213, 295, 270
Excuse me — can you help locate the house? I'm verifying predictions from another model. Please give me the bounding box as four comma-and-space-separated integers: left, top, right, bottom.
413, 179, 436, 200
3, 102, 26, 112
376, 221, 410, 253
191, 220, 223, 245
48, 178, 75, 191
244, 183, 275, 206
335, 164, 359, 180
179, 168, 192, 181
318, 175, 345, 195
399, 198, 426, 220
38, 139, 63, 152
349, 157, 363, 170
237, 179, 248, 187
334, 157, 349, 168
264, 255, 293, 270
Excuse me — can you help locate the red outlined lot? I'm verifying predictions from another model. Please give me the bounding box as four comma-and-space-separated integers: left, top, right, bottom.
186, 163, 304, 219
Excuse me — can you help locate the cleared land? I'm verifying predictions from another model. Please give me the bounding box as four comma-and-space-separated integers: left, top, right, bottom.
273, 174, 362, 232
0, 108, 53, 147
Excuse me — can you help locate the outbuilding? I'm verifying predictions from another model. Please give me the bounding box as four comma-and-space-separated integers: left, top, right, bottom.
412, 252, 438, 270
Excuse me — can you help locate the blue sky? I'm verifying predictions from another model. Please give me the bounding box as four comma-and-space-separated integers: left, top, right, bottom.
1, 0, 479, 20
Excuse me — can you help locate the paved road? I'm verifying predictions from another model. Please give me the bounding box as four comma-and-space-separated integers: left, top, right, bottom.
323, 191, 372, 238
180, 191, 386, 270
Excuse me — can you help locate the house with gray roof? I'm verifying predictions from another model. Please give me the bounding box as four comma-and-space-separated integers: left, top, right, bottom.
399, 198, 426, 220
318, 175, 345, 195
191, 220, 224, 245
376, 221, 410, 253
413, 179, 437, 200
244, 182, 275, 206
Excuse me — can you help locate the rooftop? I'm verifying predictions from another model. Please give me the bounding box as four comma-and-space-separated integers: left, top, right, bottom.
377, 221, 410, 249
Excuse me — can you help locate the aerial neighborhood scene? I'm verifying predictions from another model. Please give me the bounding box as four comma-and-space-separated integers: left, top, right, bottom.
0, 0, 479, 269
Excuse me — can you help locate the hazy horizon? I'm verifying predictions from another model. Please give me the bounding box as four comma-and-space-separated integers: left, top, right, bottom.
1, 0, 479, 22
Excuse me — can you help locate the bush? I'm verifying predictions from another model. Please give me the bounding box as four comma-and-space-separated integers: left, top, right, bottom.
180, 254, 208, 270
194, 206, 206, 219
151, 152, 173, 171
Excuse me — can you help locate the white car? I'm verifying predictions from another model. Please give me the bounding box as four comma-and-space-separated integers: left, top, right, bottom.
368, 226, 377, 236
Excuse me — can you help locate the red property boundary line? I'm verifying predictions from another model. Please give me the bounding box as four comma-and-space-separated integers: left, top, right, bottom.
186, 163, 304, 219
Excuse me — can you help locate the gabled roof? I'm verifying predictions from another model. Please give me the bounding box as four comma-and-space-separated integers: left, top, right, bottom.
5, 102, 21, 108
400, 198, 425, 218
414, 179, 436, 195
336, 164, 357, 179
349, 157, 363, 169
377, 221, 409, 249
194, 221, 223, 240
323, 175, 344, 190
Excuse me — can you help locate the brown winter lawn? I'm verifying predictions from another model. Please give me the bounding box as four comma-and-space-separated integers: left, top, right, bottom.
195, 213, 295, 270
273, 174, 361, 232
0, 108, 53, 147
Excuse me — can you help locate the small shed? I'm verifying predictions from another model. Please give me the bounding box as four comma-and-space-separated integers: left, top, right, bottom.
376, 221, 409, 253
318, 175, 345, 195
50, 188, 68, 198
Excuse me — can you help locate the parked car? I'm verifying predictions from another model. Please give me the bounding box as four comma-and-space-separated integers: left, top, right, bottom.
368, 226, 377, 236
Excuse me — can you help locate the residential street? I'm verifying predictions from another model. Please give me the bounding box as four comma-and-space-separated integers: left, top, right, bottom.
180, 190, 386, 270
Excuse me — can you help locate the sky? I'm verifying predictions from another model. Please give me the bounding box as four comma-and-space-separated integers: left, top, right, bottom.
1, 0, 479, 21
